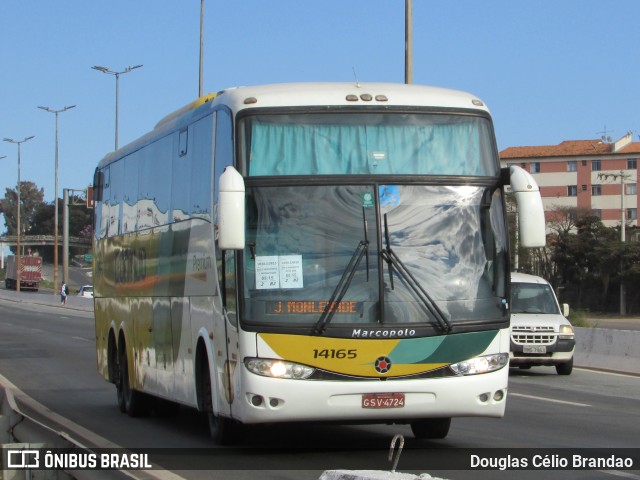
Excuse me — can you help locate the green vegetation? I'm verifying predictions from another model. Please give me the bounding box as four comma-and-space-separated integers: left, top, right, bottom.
569, 308, 595, 328
1, 181, 92, 262
509, 198, 640, 315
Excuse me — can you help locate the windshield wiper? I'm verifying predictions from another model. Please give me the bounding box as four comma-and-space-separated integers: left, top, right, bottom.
313, 239, 369, 335
313, 208, 370, 335
380, 214, 452, 333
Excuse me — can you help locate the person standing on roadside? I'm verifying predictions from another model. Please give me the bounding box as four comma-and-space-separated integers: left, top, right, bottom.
61, 281, 68, 305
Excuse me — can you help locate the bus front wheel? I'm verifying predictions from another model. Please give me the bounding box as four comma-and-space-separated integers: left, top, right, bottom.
200, 360, 241, 444
208, 413, 242, 445
410, 418, 451, 439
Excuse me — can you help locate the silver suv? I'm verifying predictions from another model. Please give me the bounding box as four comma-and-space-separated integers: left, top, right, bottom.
509, 272, 575, 375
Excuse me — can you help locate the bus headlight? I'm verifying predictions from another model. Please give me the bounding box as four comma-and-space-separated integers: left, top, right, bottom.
245, 358, 315, 379
449, 353, 509, 376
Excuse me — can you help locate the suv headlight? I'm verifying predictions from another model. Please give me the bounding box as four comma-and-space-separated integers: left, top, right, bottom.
245, 358, 315, 379
450, 353, 509, 376
559, 324, 574, 339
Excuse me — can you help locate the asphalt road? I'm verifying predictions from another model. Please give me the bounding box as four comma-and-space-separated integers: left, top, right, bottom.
40, 262, 93, 292
0, 298, 639, 480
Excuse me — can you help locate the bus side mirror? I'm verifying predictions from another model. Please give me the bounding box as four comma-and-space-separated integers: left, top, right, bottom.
218, 166, 245, 250
505, 165, 546, 248
93, 169, 103, 202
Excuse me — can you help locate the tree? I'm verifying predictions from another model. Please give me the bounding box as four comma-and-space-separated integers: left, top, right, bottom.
511, 204, 640, 313
552, 213, 621, 312
0, 181, 45, 236
1, 183, 92, 261
546, 205, 592, 236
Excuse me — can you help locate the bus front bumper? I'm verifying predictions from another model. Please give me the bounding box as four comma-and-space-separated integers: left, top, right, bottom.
232, 366, 508, 425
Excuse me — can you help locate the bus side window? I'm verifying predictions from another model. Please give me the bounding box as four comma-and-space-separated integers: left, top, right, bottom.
213, 108, 233, 203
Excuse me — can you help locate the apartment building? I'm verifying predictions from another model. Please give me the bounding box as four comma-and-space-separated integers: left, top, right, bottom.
500, 132, 639, 233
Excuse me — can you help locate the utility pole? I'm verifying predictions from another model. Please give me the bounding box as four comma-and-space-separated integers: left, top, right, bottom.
405, 0, 413, 84
3, 136, 35, 293
598, 170, 631, 315
199, 0, 205, 97
0, 156, 5, 270
63, 188, 90, 284
37, 105, 76, 292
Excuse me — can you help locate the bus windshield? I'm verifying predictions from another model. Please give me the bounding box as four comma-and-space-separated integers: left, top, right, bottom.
242, 184, 508, 332
240, 112, 497, 176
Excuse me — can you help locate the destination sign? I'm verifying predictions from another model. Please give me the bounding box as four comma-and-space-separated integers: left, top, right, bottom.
265, 300, 363, 315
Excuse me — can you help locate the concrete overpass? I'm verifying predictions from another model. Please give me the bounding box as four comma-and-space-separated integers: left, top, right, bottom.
0, 234, 90, 249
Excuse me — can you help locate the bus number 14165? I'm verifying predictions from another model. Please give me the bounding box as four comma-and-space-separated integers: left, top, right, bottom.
313, 349, 357, 359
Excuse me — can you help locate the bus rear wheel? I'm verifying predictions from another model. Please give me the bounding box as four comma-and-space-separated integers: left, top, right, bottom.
117, 347, 150, 417
410, 418, 451, 439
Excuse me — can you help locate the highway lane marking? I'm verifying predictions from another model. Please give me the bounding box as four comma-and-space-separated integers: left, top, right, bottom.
71, 335, 91, 342
509, 392, 591, 407
576, 367, 640, 379
601, 471, 640, 479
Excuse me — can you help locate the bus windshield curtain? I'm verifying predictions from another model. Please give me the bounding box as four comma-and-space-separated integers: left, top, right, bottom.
249, 122, 490, 176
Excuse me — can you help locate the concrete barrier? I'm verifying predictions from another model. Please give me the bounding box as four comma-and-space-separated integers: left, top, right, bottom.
320, 471, 445, 480
574, 327, 640, 375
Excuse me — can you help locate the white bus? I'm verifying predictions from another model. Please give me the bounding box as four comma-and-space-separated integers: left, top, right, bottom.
92, 82, 545, 443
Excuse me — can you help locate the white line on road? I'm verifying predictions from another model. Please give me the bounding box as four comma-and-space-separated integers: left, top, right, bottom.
600, 470, 640, 479
509, 392, 591, 407
576, 367, 640, 379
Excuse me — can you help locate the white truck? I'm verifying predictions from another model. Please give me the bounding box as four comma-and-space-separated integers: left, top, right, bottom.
510, 272, 575, 375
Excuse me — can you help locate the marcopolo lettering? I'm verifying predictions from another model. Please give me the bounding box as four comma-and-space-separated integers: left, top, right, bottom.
352, 328, 416, 338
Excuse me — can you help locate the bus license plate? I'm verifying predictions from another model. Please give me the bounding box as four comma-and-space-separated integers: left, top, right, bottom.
523, 345, 547, 354
362, 393, 405, 409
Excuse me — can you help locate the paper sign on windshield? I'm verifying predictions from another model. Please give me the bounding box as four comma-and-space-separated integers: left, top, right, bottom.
256, 255, 303, 290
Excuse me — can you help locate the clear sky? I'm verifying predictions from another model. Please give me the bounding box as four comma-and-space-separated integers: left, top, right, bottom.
2, 0, 640, 234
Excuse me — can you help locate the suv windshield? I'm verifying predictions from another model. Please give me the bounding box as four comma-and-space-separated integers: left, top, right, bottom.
511, 282, 560, 315
241, 184, 508, 333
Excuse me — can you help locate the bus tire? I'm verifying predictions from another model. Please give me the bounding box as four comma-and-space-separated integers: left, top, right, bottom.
208, 413, 239, 445
410, 418, 451, 439
115, 358, 126, 414
200, 359, 241, 445
117, 345, 150, 417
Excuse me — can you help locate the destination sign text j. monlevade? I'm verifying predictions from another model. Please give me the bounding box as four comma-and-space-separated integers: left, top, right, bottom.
265, 301, 363, 315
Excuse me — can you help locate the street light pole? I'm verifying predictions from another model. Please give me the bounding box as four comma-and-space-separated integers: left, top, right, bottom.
619, 171, 626, 315
3, 136, 35, 293
405, 0, 413, 84
0, 155, 5, 270
92, 65, 143, 150
199, 0, 205, 97
598, 170, 631, 315
37, 105, 76, 291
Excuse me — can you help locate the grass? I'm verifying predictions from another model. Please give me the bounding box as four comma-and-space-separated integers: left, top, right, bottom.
570, 308, 598, 327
